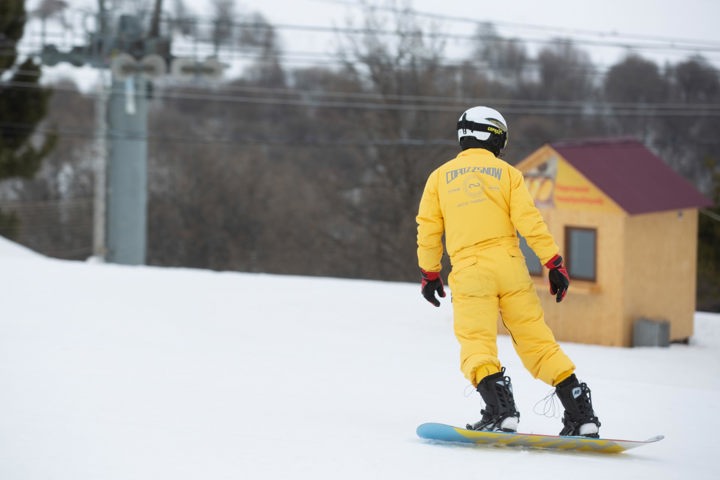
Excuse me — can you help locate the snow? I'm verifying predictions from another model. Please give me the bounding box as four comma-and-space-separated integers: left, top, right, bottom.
0, 236, 43, 259
0, 237, 717, 479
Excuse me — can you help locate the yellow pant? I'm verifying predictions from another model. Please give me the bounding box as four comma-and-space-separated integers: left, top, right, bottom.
448, 244, 575, 387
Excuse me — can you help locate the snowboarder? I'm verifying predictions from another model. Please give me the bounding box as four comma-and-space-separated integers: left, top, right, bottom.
416, 106, 601, 437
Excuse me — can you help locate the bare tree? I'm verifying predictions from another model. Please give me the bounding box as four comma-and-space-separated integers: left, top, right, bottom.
473, 23, 529, 89
603, 54, 668, 140
167, 0, 195, 37
239, 12, 285, 87
333, 2, 457, 280
210, 0, 235, 55
659, 56, 720, 192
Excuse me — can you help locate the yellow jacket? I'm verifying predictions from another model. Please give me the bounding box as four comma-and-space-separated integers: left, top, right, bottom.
416, 148, 558, 272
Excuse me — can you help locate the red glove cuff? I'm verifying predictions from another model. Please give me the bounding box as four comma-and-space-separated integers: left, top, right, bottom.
421, 269, 441, 281
544, 254, 563, 269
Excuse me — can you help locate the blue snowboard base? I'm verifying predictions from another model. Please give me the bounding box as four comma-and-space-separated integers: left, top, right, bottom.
417, 422, 663, 454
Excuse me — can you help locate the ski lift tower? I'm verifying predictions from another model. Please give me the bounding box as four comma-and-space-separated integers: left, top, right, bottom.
41, 1, 169, 265
39, 0, 224, 264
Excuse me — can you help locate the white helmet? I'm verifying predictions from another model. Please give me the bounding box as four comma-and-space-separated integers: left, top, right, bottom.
457, 106, 508, 152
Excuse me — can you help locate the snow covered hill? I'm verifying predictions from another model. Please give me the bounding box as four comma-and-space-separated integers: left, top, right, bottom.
0, 238, 717, 479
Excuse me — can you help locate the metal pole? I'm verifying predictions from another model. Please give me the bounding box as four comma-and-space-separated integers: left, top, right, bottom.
92, 69, 108, 260
105, 74, 148, 265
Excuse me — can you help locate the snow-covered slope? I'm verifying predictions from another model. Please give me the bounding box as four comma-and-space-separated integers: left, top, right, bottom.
0, 236, 43, 259
0, 238, 717, 479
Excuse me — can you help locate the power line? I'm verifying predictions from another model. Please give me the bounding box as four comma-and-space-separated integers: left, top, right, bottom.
16, 9, 720, 68
24, 0, 720, 52
6, 76, 720, 116
13, 37, 720, 88
5, 117, 720, 149
10, 42, 624, 77
162, 15, 720, 55
14, 3, 720, 81
315, 0, 720, 50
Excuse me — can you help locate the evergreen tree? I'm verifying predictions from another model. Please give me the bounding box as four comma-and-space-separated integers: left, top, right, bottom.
697, 167, 720, 311
0, 0, 56, 238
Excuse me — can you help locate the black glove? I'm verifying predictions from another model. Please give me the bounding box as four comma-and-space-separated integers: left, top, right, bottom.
545, 254, 569, 303
421, 270, 446, 307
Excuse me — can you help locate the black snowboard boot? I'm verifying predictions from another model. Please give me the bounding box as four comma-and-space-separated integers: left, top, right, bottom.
555, 374, 601, 437
467, 369, 520, 432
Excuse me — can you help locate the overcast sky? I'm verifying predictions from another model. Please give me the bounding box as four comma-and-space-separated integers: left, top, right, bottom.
220, 0, 720, 68
22, 0, 720, 90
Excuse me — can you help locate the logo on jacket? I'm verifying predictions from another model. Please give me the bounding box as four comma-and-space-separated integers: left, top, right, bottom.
446, 166, 502, 184
463, 174, 486, 199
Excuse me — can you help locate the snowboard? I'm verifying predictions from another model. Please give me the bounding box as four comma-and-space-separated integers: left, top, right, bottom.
417, 422, 663, 454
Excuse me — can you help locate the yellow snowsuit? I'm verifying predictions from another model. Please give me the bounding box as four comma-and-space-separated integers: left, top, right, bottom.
416, 148, 575, 387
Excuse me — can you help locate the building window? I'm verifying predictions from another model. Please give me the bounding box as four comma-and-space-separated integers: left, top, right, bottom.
565, 227, 597, 281
518, 233, 542, 276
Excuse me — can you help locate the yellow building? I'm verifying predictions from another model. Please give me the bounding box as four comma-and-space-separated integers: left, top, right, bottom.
514, 138, 712, 347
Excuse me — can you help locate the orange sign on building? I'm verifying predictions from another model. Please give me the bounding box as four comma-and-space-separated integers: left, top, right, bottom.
522, 145, 621, 213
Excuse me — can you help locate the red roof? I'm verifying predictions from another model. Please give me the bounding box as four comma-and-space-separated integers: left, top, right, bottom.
551, 138, 713, 215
